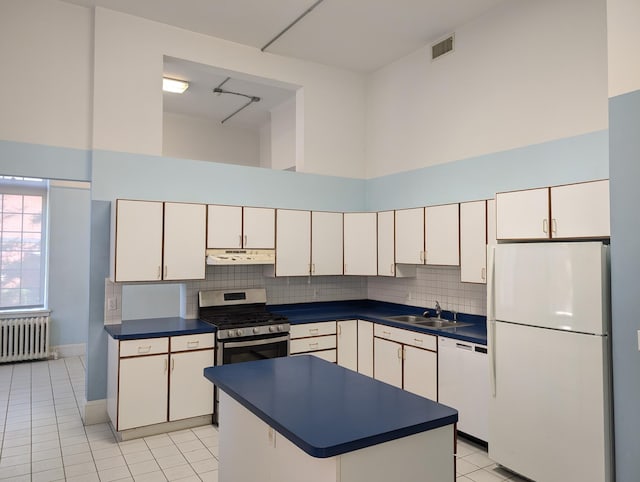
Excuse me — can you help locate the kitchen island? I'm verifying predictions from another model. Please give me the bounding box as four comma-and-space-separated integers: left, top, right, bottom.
204, 355, 458, 482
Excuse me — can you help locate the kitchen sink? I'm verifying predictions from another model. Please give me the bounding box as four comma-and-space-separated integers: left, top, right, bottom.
385, 314, 472, 329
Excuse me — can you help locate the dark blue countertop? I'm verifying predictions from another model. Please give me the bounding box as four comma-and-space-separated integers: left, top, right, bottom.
204, 355, 458, 458
269, 300, 487, 345
104, 317, 215, 340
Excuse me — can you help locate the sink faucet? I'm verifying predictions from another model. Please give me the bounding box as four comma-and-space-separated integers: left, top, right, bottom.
435, 300, 442, 318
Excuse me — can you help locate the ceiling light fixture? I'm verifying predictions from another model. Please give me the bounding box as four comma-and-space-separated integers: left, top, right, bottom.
163, 77, 189, 94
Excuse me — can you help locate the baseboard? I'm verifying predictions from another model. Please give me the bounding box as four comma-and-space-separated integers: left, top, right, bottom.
83, 399, 110, 425
51, 343, 86, 358
113, 415, 214, 441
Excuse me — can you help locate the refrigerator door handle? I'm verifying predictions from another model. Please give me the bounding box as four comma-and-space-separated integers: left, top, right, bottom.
487, 245, 497, 397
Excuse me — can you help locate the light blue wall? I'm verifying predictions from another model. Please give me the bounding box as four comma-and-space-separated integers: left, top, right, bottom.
91, 150, 367, 212
366, 130, 609, 211
609, 89, 640, 482
48, 184, 91, 346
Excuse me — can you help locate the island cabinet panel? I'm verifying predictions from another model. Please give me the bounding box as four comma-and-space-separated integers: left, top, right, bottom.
343, 212, 377, 275
276, 209, 311, 276
357, 320, 374, 377
337, 319, 358, 371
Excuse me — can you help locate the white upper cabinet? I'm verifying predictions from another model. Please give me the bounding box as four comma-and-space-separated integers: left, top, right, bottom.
207, 205, 275, 249
487, 199, 497, 247
496, 187, 550, 240
113, 200, 205, 282
550, 180, 610, 239
311, 211, 343, 276
114, 200, 164, 282
377, 210, 395, 276
243, 207, 276, 248
163, 203, 206, 281
496, 180, 610, 240
460, 200, 487, 284
425, 203, 460, 266
275, 209, 311, 276
395, 208, 424, 264
343, 212, 377, 276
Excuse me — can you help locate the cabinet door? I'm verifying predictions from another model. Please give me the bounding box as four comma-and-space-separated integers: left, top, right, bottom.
114, 200, 163, 282
403, 345, 437, 401
496, 188, 550, 240
425, 204, 459, 266
311, 212, 343, 276
395, 208, 424, 264
169, 349, 215, 421
163, 203, 206, 280
550, 180, 610, 238
276, 209, 311, 276
244, 207, 275, 248
118, 355, 168, 430
373, 338, 403, 389
207, 205, 242, 249
487, 199, 497, 247
377, 211, 395, 276
337, 320, 358, 371
357, 320, 374, 377
460, 200, 487, 283
343, 212, 377, 276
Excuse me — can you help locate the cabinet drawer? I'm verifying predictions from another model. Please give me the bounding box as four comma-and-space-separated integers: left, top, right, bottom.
171, 333, 215, 352
290, 321, 337, 339
290, 335, 337, 354
292, 349, 337, 363
120, 337, 169, 357
374, 324, 436, 351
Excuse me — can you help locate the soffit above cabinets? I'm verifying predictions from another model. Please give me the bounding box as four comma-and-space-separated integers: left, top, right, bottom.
61, 0, 507, 72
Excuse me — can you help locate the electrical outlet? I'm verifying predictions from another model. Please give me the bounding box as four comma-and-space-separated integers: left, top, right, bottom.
107, 297, 117, 311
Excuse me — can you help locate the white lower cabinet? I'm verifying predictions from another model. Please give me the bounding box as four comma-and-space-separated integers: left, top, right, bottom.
357, 320, 374, 377
107, 333, 215, 433
337, 320, 358, 371
373, 325, 438, 400
290, 321, 337, 362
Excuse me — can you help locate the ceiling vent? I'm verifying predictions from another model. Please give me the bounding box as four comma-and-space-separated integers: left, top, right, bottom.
431, 34, 454, 61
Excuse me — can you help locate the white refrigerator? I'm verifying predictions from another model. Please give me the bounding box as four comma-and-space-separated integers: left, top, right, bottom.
487, 242, 613, 482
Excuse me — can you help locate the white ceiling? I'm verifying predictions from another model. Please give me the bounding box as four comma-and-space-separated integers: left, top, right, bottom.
62, 0, 507, 130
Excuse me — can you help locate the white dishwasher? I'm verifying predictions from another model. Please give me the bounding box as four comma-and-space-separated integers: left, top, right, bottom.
438, 336, 489, 443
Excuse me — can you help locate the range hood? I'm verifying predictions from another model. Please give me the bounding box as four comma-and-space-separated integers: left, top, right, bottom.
206, 248, 275, 265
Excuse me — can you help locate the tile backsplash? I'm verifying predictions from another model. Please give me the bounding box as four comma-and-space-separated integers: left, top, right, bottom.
109, 264, 486, 323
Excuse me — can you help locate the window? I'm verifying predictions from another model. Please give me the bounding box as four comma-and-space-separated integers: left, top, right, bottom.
0, 177, 48, 310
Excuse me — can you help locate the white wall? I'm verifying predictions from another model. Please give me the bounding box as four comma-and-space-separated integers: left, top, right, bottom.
270, 98, 296, 170
365, 0, 608, 178
259, 123, 271, 168
162, 112, 260, 167
0, 0, 92, 150
607, 0, 640, 97
92, 7, 366, 178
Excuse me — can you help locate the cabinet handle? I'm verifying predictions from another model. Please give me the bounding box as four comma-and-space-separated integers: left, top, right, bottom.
239, 234, 243, 247
157, 266, 162, 280
419, 251, 424, 262
164, 266, 168, 278
551, 218, 557, 234
414, 338, 423, 345
171, 358, 175, 372
187, 340, 199, 348
244, 235, 248, 246
344, 263, 347, 274
382, 330, 391, 336
391, 263, 395, 275
138, 345, 152, 354
481, 267, 486, 281
164, 358, 168, 373
337, 324, 342, 336
397, 346, 404, 360
542, 219, 548, 233
309, 342, 319, 349
312, 263, 315, 274
309, 328, 319, 335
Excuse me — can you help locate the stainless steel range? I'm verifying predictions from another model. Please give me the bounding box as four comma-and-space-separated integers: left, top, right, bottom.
198, 288, 289, 420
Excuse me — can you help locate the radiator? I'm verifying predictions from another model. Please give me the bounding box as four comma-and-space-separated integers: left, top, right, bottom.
0, 316, 50, 362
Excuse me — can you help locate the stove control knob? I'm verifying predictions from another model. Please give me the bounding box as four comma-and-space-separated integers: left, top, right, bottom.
278, 325, 284, 332
236, 329, 243, 337
269, 326, 276, 333
253, 327, 260, 334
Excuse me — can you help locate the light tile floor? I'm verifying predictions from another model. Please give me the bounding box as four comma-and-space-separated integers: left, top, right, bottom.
0, 356, 532, 482
456, 438, 529, 482
0, 357, 219, 481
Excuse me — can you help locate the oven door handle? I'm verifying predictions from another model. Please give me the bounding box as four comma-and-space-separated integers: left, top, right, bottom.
221, 335, 290, 349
